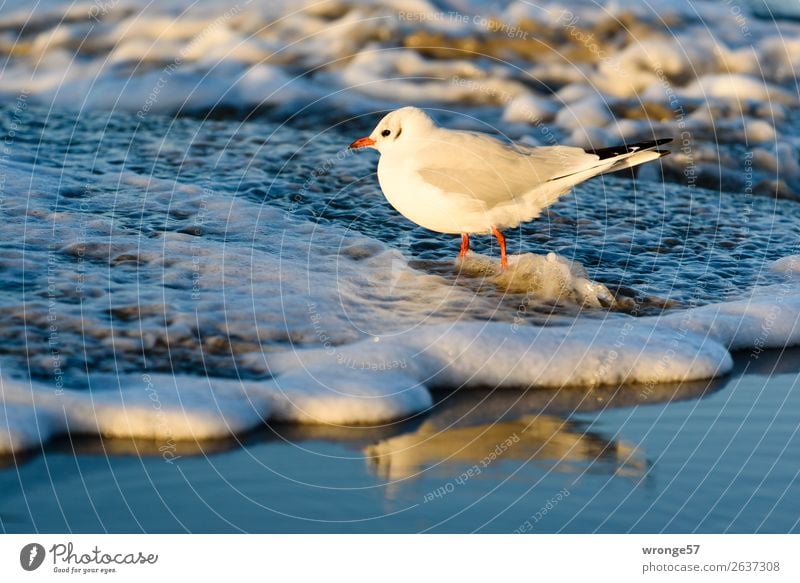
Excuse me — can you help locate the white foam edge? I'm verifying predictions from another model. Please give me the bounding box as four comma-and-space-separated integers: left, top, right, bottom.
4, 276, 800, 455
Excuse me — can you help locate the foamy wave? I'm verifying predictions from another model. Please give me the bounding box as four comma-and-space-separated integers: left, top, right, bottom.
6, 271, 800, 454
0, 0, 798, 193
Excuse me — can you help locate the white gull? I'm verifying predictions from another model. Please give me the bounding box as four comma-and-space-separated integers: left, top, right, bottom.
350, 106, 671, 268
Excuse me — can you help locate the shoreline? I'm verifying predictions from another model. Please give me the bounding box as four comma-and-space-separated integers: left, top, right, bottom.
1, 345, 797, 533
3, 344, 797, 469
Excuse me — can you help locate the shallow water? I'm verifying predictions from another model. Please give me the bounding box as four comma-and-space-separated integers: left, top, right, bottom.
2, 103, 799, 385
2, 349, 797, 533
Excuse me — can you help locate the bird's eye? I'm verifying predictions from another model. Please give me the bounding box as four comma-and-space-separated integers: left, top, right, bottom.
381, 129, 391, 137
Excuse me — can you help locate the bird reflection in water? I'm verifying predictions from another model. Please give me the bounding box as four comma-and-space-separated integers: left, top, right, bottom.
365, 415, 644, 481
363, 375, 728, 483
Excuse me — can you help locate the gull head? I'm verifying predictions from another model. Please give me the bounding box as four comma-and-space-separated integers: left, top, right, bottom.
349, 107, 436, 155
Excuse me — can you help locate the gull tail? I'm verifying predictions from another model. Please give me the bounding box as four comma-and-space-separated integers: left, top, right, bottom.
550, 138, 672, 182
586, 138, 673, 174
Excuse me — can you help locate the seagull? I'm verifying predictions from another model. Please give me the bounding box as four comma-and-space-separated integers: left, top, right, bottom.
349, 107, 671, 269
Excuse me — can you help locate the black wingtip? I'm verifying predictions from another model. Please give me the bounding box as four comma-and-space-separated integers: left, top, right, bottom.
585, 138, 673, 160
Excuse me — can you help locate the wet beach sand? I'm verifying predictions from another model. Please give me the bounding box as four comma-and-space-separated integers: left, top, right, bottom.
2, 347, 797, 533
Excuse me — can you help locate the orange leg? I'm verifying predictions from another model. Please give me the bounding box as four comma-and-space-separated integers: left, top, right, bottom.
491, 227, 507, 269
459, 233, 470, 258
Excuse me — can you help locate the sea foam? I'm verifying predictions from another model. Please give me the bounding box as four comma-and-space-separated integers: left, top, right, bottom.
1, 0, 799, 194
5, 259, 800, 454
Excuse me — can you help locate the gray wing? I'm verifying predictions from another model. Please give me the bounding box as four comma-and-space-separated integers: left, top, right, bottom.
416, 129, 599, 209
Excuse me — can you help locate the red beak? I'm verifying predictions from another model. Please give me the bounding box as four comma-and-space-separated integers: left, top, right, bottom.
349, 136, 375, 149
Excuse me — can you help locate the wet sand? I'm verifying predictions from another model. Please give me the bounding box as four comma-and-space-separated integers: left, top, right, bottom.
2, 347, 797, 533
